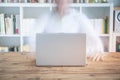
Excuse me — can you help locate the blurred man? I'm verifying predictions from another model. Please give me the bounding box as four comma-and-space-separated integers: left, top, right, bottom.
29, 0, 104, 61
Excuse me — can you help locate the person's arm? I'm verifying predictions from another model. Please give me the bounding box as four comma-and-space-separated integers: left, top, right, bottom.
28, 14, 49, 53
78, 13, 105, 61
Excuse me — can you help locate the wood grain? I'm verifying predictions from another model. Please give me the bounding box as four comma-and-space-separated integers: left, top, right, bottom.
0, 52, 120, 80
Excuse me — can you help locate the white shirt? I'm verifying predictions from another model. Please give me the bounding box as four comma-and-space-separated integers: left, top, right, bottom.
29, 8, 104, 56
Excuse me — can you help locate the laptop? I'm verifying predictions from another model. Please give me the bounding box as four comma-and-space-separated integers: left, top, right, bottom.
36, 33, 86, 66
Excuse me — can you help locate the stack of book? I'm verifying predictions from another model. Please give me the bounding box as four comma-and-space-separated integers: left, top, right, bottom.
116, 43, 120, 52
0, 0, 50, 3
51, 0, 107, 3
90, 16, 109, 34
0, 47, 19, 52
0, 47, 8, 52
88, 0, 108, 3
0, 13, 20, 35
0, 0, 108, 3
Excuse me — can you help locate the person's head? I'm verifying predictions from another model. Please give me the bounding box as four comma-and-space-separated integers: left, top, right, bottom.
54, 0, 72, 16
55, 0, 72, 8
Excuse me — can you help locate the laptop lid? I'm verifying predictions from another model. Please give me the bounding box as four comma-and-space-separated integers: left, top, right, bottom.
36, 33, 86, 66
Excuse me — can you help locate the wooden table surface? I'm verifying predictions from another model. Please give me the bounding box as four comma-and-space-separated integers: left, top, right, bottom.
0, 52, 120, 80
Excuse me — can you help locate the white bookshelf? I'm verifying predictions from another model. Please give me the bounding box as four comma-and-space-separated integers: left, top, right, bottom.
0, 3, 114, 52
112, 33, 120, 52
111, 7, 120, 52
0, 35, 20, 37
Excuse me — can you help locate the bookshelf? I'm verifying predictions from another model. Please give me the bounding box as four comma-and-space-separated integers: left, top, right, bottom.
0, 3, 114, 52
112, 7, 120, 52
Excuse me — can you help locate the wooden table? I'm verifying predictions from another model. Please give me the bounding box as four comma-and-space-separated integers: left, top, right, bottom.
0, 52, 120, 80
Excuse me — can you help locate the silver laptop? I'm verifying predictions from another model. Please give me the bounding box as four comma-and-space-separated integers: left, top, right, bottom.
36, 33, 86, 66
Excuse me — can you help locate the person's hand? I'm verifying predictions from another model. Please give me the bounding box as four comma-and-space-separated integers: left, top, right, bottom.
88, 53, 105, 62
92, 54, 104, 61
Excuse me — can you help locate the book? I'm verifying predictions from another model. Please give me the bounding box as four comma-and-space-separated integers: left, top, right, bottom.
80, 0, 84, 3
9, 47, 19, 52
104, 16, 109, 34
88, 0, 92, 3
84, 0, 89, 3
31, 0, 38, 3
22, 18, 36, 36
0, 13, 5, 35
95, 19, 103, 34
1, 14, 20, 35
51, 0, 54, 3
0, 47, 9, 52
76, 0, 80, 3
72, 0, 80, 3
23, 0, 27, 3
13, 0, 18, 3
46, 0, 49, 3
38, 0, 45, 3
89, 17, 109, 34
15, 15, 20, 34
4, 0, 8, 3
8, 15, 14, 34
0, 18, 1, 34
19, 0, 25, 3
101, 17, 109, 34
5, 17, 10, 34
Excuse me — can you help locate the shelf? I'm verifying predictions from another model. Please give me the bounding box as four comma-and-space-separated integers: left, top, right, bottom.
99, 34, 110, 37
114, 7, 120, 10
72, 3, 112, 7
0, 3, 51, 7
0, 35, 21, 37
113, 33, 120, 36
0, 3, 113, 7
19, 34, 110, 37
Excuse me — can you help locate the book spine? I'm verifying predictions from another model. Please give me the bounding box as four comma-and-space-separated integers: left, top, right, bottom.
85, 0, 89, 3
4, 0, 8, 3
0, 15, 1, 34
7, 0, 11, 3
5, 17, 7, 34
102, 18, 104, 34
47, 0, 50, 3
104, 17, 108, 34
98, 19, 102, 34
83, 0, 89, 3
10, 0, 14, 3
73, 0, 76, 3
89, 0, 94, 3
19, 0, 23, 3
47, 0, 51, 3
6, 17, 10, 34
15, 15, 20, 34
10, 15, 14, 34
51, 0, 54, 3
80, 0, 84, 3
0, 47, 9, 52
0, 14, 5, 34
38, 0, 45, 3
24, 0, 28, 3
31, 0, 38, 3
13, 0, 18, 3
4, 14, 7, 34
13, 15, 16, 34
6, 15, 13, 34
76, 0, 80, 3
94, 19, 99, 34
27, 0, 31, 3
